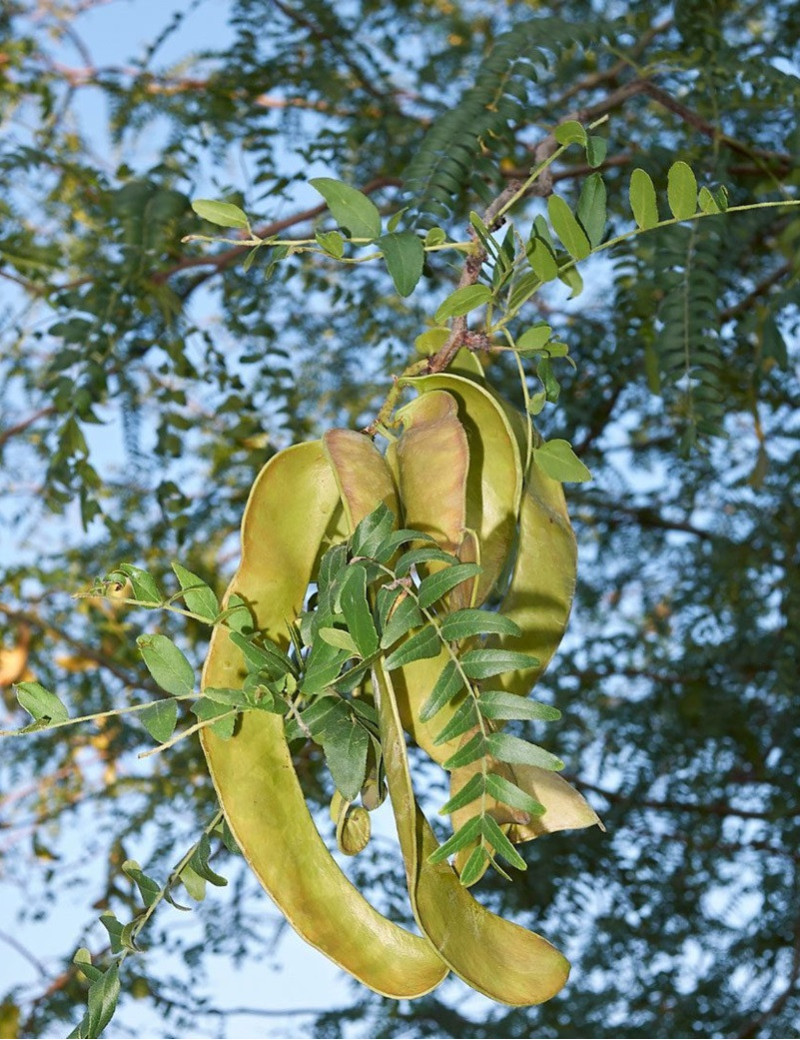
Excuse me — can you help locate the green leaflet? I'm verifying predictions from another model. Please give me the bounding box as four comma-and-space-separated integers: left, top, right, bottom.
15, 681, 69, 724
667, 161, 698, 221
171, 562, 219, 621
577, 172, 607, 247
434, 284, 492, 323
191, 198, 249, 229
309, 178, 381, 240
534, 439, 592, 482
139, 699, 178, 743
629, 168, 659, 229
137, 634, 195, 697
547, 195, 591, 260
379, 230, 425, 296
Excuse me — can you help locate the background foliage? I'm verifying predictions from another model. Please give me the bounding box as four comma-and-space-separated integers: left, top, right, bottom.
1, 0, 799, 1036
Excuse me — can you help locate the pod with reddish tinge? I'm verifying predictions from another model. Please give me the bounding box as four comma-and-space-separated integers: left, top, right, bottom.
201, 441, 448, 999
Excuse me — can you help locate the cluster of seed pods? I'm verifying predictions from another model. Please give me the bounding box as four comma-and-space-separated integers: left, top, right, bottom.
200, 363, 600, 1005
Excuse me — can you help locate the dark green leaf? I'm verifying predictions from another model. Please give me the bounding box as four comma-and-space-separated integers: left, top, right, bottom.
201, 686, 251, 708
586, 135, 608, 167
440, 609, 521, 642
98, 912, 123, 955
322, 716, 370, 801
379, 231, 425, 296
229, 632, 294, 679
113, 563, 161, 602
189, 834, 228, 887
433, 697, 479, 745
137, 634, 195, 697
458, 845, 490, 887
484, 772, 546, 816
480, 814, 527, 869
139, 699, 178, 742
310, 178, 381, 239
460, 648, 539, 679
527, 236, 558, 282
417, 563, 482, 608
380, 594, 424, 649
478, 690, 561, 722
439, 772, 484, 814
486, 732, 564, 770
340, 564, 379, 657
418, 660, 465, 721
351, 502, 395, 558
73, 963, 120, 1040
442, 732, 487, 769
192, 698, 237, 739
122, 860, 161, 907
383, 624, 440, 669
395, 546, 458, 575
426, 815, 482, 864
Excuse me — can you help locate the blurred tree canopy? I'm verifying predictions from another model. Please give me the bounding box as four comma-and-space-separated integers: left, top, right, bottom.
1, 0, 799, 1036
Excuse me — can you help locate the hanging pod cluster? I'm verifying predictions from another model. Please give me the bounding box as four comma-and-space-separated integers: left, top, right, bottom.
200, 368, 602, 1005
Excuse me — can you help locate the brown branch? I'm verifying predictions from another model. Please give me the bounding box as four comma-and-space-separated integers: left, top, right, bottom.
720, 260, 793, 322
426, 180, 523, 374
0, 602, 159, 694
0, 407, 56, 451
153, 175, 402, 293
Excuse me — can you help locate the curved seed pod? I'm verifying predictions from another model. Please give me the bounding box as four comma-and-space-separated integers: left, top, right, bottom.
449, 346, 486, 381
391, 389, 469, 551
374, 662, 570, 1006
323, 428, 400, 528
492, 452, 577, 694
201, 442, 448, 999
402, 373, 523, 607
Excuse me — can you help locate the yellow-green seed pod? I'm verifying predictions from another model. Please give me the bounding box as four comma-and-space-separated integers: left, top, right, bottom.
201, 441, 448, 999
374, 663, 570, 1006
